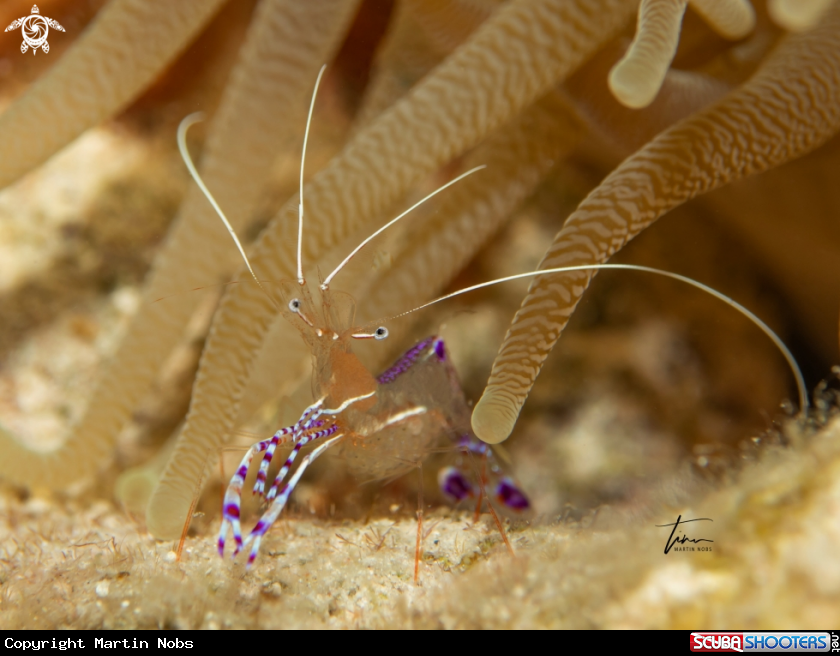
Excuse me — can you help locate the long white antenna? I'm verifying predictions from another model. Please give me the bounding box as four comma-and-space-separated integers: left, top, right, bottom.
321, 165, 486, 290
177, 113, 263, 291
298, 64, 327, 285
387, 263, 809, 413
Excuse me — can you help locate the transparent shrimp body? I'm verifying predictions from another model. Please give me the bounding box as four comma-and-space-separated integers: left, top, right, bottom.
177, 66, 525, 568
216, 278, 529, 566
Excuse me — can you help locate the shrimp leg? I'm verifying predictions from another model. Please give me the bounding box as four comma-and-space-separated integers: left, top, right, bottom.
254, 401, 324, 496
218, 399, 325, 556
451, 433, 530, 511
243, 432, 345, 567
217, 437, 272, 557
264, 422, 339, 501
261, 392, 375, 502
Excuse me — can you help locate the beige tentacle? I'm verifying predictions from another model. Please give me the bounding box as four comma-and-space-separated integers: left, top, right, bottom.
355, 0, 491, 127
0, 0, 227, 191
768, 0, 836, 33
0, 0, 360, 489
609, 0, 755, 109
474, 7, 840, 444
408, 0, 502, 53
690, 0, 755, 39
358, 92, 582, 335
609, 0, 689, 109
147, 0, 640, 539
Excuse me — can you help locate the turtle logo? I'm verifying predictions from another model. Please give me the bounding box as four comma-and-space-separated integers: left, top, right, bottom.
5, 5, 65, 55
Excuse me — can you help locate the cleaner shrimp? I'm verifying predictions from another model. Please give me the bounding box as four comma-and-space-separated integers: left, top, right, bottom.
180, 67, 529, 569
178, 67, 808, 570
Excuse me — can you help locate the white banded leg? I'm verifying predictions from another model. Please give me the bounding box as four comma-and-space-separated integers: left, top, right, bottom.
218, 401, 328, 557
225, 393, 371, 564
217, 437, 274, 557
243, 433, 345, 567
254, 400, 324, 496
265, 422, 338, 501
262, 393, 373, 501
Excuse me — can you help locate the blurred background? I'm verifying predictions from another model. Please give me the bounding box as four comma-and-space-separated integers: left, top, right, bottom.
1, 0, 839, 628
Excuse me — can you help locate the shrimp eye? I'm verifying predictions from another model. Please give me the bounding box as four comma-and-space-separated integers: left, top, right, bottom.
374, 327, 389, 340
288, 299, 301, 313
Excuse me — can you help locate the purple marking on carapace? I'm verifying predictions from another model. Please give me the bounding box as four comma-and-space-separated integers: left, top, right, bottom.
434, 338, 446, 361
440, 467, 474, 502
377, 337, 435, 384
496, 478, 530, 511
225, 504, 240, 519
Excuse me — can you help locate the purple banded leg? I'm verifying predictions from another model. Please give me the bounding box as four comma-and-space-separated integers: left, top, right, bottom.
450, 432, 531, 511
217, 438, 273, 558
254, 419, 324, 495
439, 466, 475, 502
495, 477, 530, 511
254, 428, 292, 496
254, 401, 325, 496
260, 393, 373, 502
265, 423, 339, 501
243, 433, 345, 567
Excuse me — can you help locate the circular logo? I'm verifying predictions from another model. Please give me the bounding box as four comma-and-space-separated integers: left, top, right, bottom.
4, 6, 65, 55
20, 14, 48, 52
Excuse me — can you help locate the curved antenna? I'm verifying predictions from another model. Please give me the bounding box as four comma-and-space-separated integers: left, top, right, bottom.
387, 263, 809, 413
321, 165, 486, 290
177, 113, 263, 293
298, 64, 327, 285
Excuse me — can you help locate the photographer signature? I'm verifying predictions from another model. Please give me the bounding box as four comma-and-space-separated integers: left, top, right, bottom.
656, 515, 713, 554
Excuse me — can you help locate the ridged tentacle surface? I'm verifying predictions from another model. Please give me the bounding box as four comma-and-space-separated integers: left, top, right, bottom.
690, 0, 755, 39
609, 0, 688, 109
409, 0, 502, 53
0, 0, 227, 191
0, 0, 359, 488
355, 0, 488, 127
609, 0, 755, 109
473, 8, 840, 445
147, 0, 640, 539
360, 92, 582, 329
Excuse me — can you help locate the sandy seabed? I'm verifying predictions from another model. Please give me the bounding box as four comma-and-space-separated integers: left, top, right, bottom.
2, 411, 840, 630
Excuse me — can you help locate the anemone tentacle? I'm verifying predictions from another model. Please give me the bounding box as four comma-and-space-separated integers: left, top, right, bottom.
473, 6, 840, 445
